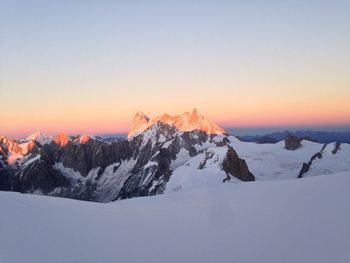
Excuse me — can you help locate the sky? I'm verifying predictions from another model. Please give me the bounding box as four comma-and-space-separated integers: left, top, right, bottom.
1, 0, 350, 138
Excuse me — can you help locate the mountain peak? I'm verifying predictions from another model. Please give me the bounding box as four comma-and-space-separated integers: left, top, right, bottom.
191, 107, 198, 118
190, 108, 199, 125
26, 131, 51, 144
78, 135, 91, 144
54, 133, 70, 147
127, 109, 226, 139
133, 111, 149, 121
27, 131, 44, 140
128, 111, 151, 139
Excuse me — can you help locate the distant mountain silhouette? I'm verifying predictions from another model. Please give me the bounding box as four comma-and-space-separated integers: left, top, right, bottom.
238, 130, 350, 144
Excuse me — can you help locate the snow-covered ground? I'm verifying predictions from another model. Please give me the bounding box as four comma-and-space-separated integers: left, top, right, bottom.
166, 138, 348, 193
1, 172, 350, 263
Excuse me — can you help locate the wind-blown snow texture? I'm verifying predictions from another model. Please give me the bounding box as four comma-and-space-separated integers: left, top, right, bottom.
1, 172, 350, 263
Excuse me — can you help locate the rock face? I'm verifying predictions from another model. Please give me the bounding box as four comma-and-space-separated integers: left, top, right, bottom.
297, 152, 323, 178
332, 142, 341, 154
12, 158, 70, 194
0, 161, 11, 191
222, 146, 255, 182
297, 142, 343, 178
117, 123, 227, 199
284, 135, 302, 150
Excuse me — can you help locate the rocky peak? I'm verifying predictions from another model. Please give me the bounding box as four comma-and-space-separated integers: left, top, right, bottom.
53, 133, 70, 147
128, 111, 151, 139
0, 136, 40, 165
78, 135, 91, 144
127, 108, 226, 139
222, 146, 255, 182
284, 135, 302, 150
190, 108, 199, 125
0, 136, 23, 154
21, 141, 37, 155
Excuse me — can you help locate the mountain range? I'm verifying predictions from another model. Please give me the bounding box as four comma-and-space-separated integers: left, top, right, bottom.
0, 109, 349, 202
238, 130, 350, 144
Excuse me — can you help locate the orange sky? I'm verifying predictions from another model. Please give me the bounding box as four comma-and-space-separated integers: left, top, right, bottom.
1, 1, 350, 138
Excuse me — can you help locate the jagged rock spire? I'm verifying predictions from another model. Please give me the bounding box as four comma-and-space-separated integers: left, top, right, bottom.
127, 108, 226, 139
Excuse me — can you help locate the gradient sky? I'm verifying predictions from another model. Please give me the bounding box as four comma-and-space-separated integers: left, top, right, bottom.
1, 0, 350, 138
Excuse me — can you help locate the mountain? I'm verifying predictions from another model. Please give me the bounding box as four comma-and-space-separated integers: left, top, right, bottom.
238, 130, 350, 144
0, 109, 349, 202
26, 131, 52, 145
128, 108, 226, 139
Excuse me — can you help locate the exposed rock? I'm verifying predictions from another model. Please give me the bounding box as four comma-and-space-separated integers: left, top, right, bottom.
53, 133, 70, 147
298, 146, 325, 178
198, 151, 214, 169
222, 146, 255, 182
128, 111, 150, 139
0, 136, 23, 154
45, 139, 132, 177
332, 142, 341, 154
285, 135, 302, 150
298, 163, 310, 178
127, 108, 226, 139
12, 158, 69, 194
0, 161, 12, 191
79, 135, 91, 144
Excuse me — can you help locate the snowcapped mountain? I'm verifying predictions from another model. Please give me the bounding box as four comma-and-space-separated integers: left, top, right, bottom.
26, 131, 51, 145
0, 110, 349, 202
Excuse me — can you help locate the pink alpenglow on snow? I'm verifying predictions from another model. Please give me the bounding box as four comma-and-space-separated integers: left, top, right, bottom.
0, 136, 36, 164
127, 108, 226, 139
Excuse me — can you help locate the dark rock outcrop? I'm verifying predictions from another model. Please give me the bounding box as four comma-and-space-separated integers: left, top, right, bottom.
11, 158, 70, 194
222, 146, 255, 182
332, 142, 341, 154
284, 135, 302, 150
297, 152, 323, 178
297, 144, 328, 178
0, 161, 12, 191
41, 139, 132, 177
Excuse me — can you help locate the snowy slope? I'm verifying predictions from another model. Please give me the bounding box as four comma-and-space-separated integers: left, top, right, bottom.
1, 172, 350, 263
166, 137, 328, 193
304, 143, 350, 176
231, 139, 324, 179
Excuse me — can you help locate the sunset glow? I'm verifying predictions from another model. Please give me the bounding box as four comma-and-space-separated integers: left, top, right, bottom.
1, 1, 349, 138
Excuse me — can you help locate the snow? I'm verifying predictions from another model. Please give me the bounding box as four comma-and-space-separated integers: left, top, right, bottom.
305, 143, 350, 176
26, 131, 51, 145
166, 147, 229, 192
1, 172, 350, 263
231, 139, 324, 180
166, 139, 350, 193
6, 141, 33, 164
19, 154, 40, 170
170, 148, 190, 170
52, 159, 137, 202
